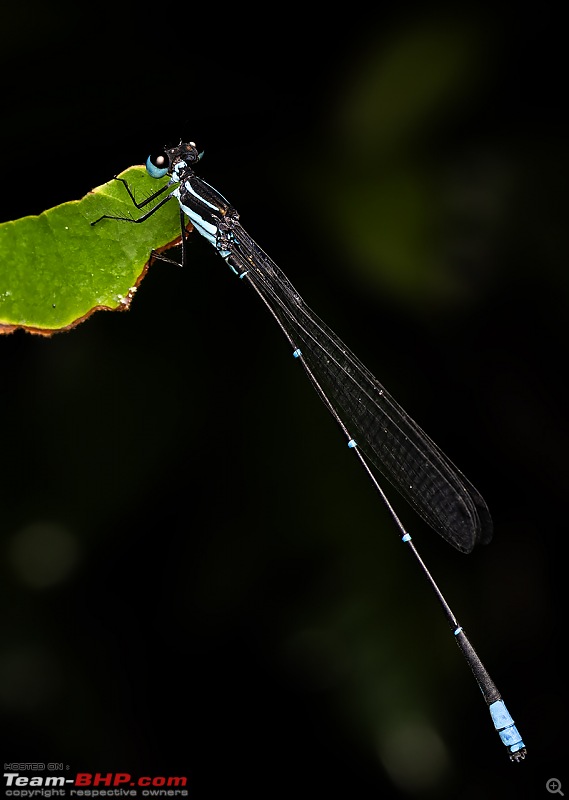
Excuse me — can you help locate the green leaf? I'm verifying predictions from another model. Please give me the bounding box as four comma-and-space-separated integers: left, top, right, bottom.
0, 166, 183, 335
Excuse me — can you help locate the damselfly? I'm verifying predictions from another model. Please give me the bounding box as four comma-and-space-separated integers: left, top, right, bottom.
92, 141, 526, 761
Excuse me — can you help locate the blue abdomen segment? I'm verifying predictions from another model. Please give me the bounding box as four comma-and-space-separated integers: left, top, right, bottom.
489, 700, 526, 758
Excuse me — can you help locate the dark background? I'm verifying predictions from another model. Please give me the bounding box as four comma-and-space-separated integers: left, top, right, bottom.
1, 3, 566, 799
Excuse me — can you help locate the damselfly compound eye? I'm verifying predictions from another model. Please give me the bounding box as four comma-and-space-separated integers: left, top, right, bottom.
148, 149, 168, 168
146, 151, 169, 179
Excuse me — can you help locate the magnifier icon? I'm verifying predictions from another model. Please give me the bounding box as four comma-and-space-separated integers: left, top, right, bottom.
547, 779, 564, 796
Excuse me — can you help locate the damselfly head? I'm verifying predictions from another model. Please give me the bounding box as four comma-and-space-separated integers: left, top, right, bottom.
166, 141, 200, 167
146, 142, 201, 179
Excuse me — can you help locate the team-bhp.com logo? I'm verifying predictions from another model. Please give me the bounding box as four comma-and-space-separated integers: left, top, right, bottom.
4, 771, 189, 797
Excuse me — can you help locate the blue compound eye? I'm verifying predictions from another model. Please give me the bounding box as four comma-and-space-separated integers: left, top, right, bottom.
146, 153, 169, 178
